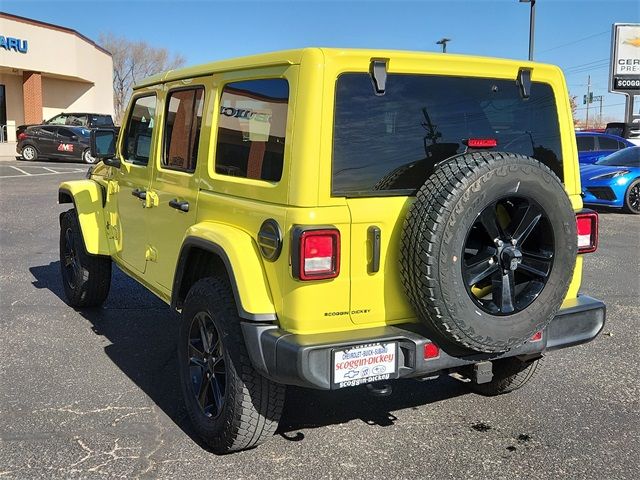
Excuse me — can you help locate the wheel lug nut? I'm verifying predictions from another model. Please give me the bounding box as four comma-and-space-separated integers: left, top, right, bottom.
495, 239, 504, 247
488, 258, 495, 265
511, 239, 517, 245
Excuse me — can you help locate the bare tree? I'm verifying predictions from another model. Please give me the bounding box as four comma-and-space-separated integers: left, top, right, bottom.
569, 94, 578, 126
99, 33, 186, 123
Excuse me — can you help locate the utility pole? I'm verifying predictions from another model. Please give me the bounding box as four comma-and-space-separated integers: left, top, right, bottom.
436, 38, 451, 53
585, 75, 591, 129
592, 95, 604, 126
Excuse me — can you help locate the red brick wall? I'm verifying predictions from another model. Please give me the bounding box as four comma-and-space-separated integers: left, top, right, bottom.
23, 71, 43, 124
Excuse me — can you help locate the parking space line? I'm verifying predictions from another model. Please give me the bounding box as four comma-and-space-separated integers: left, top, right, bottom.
10, 166, 32, 176
42, 167, 60, 173
0, 170, 86, 179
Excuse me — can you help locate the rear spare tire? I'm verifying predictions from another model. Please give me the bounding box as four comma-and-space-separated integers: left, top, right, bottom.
401, 152, 577, 353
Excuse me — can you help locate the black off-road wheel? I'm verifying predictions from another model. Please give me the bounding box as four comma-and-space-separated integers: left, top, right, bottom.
59, 209, 111, 307
623, 178, 640, 214
468, 357, 541, 396
178, 277, 285, 454
401, 152, 577, 354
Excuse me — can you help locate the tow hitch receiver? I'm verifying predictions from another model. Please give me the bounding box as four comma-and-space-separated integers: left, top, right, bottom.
474, 362, 493, 384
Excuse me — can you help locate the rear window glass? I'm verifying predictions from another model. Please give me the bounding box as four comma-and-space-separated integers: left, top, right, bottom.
597, 136, 618, 150
215, 79, 289, 182
577, 136, 595, 152
332, 74, 563, 196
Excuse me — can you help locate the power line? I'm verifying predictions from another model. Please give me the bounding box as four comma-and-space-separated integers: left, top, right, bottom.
538, 30, 609, 54
574, 102, 625, 112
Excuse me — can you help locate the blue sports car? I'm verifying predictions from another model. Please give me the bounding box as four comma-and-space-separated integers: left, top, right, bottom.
580, 146, 640, 214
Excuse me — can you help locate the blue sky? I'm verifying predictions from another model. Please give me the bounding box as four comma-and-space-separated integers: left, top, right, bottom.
4, 0, 639, 123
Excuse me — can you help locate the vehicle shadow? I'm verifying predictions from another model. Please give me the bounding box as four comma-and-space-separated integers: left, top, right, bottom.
29, 260, 469, 449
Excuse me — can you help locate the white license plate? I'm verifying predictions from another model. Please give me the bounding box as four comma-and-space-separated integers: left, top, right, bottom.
332, 342, 398, 388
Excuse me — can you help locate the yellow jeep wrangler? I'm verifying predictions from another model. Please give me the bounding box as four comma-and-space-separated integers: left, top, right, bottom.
58, 48, 605, 453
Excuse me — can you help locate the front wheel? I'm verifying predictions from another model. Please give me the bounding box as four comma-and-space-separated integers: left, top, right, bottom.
468, 357, 541, 396
82, 148, 98, 164
623, 179, 640, 214
21, 145, 38, 161
178, 277, 285, 454
59, 209, 111, 307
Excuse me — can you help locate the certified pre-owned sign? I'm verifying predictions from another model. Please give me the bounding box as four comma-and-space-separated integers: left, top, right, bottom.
610, 23, 640, 93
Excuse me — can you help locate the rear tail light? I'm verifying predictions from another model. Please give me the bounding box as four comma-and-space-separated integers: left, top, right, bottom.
576, 211, 598, 254
423, 342, 440, 360
530, 331, 543, 342
292, 228, 340, 280
465, 138, 498, 149
18, 132, 28, 141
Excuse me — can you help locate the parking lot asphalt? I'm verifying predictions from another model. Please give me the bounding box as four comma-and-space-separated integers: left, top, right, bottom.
0, 158, 638, 479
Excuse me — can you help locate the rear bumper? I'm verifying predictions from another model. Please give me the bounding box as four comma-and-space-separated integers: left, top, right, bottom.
242, 295, 605, 390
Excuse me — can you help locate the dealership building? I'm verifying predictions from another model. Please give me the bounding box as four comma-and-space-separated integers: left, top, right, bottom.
0, 12, 114, 141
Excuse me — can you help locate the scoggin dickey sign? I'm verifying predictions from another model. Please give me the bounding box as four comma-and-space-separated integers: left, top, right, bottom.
610, 23, 640, 93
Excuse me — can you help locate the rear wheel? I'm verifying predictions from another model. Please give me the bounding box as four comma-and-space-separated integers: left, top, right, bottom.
178, 277, 285, 453
59, 209, 111, 307
468, 357, 541, 396
623, 179, 640, 214
21, 145, 38, 161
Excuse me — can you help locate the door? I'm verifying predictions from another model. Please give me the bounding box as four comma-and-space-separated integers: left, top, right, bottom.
576, 135, 599, 164
55, 127, 84, 159
145, 83, 206, 289
110, 94, 158, 274
36, 126, 59, 156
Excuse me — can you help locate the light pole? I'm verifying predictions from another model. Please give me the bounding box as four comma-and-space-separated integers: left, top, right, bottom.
520, 0, 536, 61
436, 38, 451, 53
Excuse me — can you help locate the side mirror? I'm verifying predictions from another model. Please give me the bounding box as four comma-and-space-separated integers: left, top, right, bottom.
90, 129, 120, 168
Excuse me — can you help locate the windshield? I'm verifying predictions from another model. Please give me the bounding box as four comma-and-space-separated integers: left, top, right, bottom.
46, 114, 68, 125
595, 147, 640, 167
332, 73, 562, 196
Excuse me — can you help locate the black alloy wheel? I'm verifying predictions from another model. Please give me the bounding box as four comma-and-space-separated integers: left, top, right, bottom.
625, 180, 640, 214
462, 196, 554, 315
62, 227, 81, 289
187, 311, 226, 419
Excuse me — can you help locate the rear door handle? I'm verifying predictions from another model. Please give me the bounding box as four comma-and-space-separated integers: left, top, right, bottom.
132, 188, 147, 200
169, 199, 189, 212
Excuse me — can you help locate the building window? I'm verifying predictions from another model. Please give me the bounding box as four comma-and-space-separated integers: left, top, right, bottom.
215, 79, 288, 182
122, 95, 156, 165
163, 88, 204, 172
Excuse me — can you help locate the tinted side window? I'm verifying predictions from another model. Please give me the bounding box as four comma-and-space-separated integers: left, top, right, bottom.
92, 115, 113, 127
122, 95, 157, 165
163, 88, 204, 172
597, 136, 618, 150
618, 140, 627, 149
58, 128, 76, 139
576, 136, 595, 152
215, 79, 288, 182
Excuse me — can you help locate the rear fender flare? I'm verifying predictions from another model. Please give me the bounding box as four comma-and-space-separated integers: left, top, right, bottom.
172, 223, 277, 322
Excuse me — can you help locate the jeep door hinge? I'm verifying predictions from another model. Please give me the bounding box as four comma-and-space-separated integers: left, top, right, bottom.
107, 182, 119, 195
144, 191, 159, 208
145, 245, 158, 262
